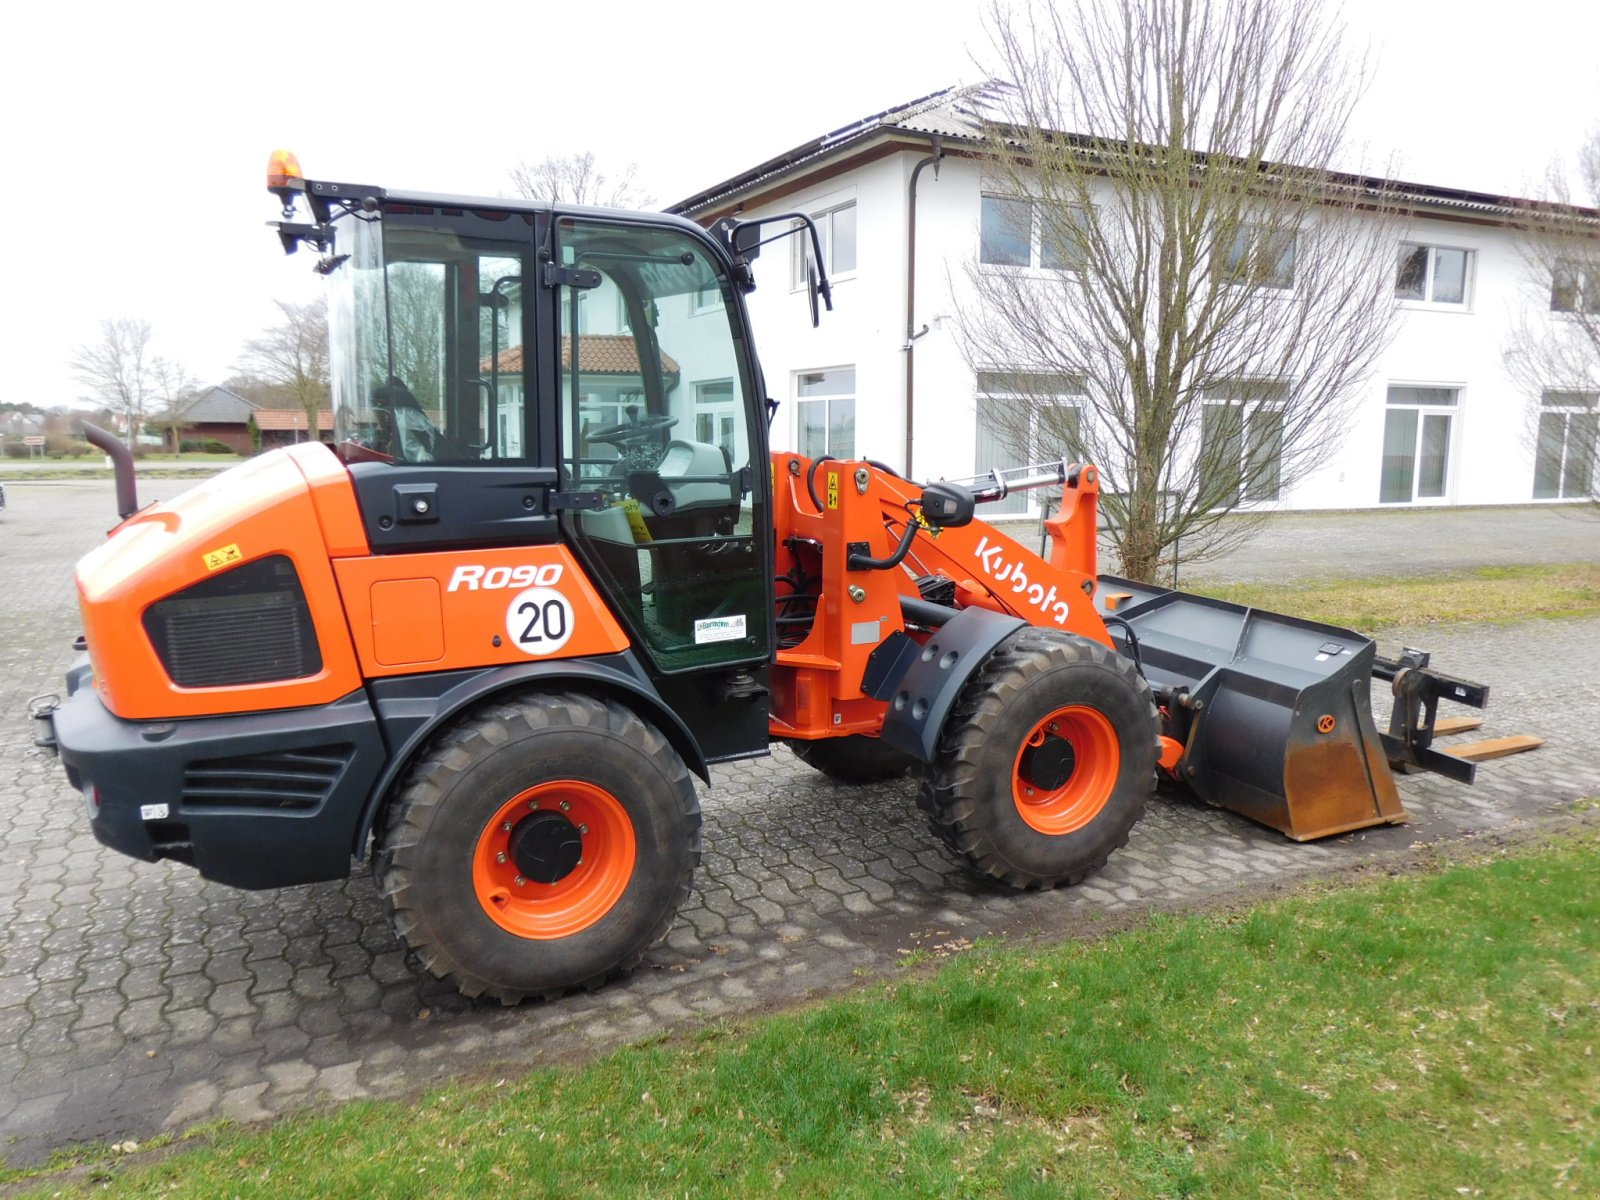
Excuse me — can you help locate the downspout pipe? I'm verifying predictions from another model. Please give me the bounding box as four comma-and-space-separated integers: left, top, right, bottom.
904, 135, 943, 481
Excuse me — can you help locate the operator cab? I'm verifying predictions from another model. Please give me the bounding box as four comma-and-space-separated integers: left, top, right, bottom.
307, 177, 774, 753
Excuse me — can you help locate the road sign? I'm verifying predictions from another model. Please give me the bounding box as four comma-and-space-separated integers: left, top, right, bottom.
22, 436, 44, 446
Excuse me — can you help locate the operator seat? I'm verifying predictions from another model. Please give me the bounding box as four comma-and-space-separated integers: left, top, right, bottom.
373, 377, 444, 463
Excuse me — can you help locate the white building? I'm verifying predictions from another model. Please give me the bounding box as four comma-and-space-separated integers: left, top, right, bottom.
669, 84, 1597, 514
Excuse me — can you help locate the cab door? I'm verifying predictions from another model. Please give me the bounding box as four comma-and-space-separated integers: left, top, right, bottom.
551, 216, 772, 758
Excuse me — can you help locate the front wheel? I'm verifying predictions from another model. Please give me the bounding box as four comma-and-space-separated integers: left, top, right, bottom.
376, 692, 700, 1003
918, 629, 1157, 889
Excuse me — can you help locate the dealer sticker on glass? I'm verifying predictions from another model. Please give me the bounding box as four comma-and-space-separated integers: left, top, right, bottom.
694, 615, 747, 645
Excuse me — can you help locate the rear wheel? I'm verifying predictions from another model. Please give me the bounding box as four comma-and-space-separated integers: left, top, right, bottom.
376, 692, 699, 1003
918, 629, 1156, 889
790, 734, 917, 783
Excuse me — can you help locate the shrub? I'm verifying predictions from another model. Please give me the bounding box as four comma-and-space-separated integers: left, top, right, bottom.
66, 442, 92, 458
2, 441, 27, 459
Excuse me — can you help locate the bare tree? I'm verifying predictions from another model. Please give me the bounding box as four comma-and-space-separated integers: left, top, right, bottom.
150, 356, 200, 454
1504, 129, 1600, 504
235, 297, 330, 439
961, 0, 1401, 581
508, 152, 653, 209
71, 318, 156, 448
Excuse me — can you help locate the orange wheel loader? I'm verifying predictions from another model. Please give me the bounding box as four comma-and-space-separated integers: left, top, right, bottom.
30, 154, 1495, 1003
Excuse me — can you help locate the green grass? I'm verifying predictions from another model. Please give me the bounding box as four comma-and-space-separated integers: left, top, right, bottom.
12, 837, 1600, 1198
1196, 562, 1600, 630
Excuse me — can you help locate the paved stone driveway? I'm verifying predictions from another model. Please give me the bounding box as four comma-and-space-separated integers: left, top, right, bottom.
2, 479, 1597, 1166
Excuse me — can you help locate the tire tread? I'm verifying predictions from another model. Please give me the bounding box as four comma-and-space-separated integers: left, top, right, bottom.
375, 691, 700, 1004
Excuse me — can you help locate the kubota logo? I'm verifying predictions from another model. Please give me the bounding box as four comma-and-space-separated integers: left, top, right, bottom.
447, 564, 565, 592
973, 536, 1072, 625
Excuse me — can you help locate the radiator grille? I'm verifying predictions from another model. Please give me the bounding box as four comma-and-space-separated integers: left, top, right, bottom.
181, 745, 352, 810
143, 555, 321, 688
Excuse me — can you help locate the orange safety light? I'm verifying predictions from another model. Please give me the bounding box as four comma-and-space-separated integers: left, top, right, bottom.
267, 149, 305, 193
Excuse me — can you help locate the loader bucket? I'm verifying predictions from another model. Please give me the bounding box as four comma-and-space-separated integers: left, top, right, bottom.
1098, 577, 1403, 841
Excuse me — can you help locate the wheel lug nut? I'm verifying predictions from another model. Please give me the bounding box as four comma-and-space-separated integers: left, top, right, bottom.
502, 822, 513, 832
578, 824, 589, 836
514, 876, 526, 887
496, 852, 507, 864
559, 801, 571, 812
529, 800, 539, 809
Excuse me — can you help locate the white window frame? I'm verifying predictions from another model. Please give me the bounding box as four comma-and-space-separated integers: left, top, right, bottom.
1533, 389, 1598, 500
973, 371, 1084, 515
1380, 384, 1461, 505
791, 201, 857, 289
1550, 261, 1600, 314
689, 280, 722, 316
1215, 223, 1297, 291
1199, 382, 1289, 508
692, 378, 737, 460
1395, 242, 1475, 308
794, 366, 856, 460
978, 194, 1090, 273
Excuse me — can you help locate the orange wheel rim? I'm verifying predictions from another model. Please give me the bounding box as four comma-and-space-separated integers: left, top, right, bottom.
472, 781, 635, 938
1012, 705, 1121, 835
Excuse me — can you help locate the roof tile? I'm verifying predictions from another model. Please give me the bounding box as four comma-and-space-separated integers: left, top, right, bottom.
485, 336, 679, 376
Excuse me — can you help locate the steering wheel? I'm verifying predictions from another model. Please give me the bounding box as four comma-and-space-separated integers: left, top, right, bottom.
588, 413, 678, 446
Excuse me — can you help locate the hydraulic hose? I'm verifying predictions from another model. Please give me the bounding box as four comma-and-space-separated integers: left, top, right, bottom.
846, 519, 919, 572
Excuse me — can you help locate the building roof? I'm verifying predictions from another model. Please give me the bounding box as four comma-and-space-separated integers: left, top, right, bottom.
669, 83, 1001, 217
487, 337, 680, 377
670, 81, 1600, 230
253, 408, 333, 432
180, 386, 262, 425
0, 413, 44, 437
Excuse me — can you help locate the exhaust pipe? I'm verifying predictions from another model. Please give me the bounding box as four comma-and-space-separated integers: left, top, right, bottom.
81, 422, 139, 520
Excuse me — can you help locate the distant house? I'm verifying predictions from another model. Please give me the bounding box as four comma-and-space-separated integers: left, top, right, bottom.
172, 386, 261, 454
0, 412, 44, 440
254, 408, 334, 451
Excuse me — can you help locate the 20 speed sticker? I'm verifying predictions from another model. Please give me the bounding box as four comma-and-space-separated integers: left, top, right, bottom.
505, 587, 575, 656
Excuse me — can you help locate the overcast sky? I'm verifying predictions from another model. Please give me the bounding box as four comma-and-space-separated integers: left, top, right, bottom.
5, 0, 1596, 413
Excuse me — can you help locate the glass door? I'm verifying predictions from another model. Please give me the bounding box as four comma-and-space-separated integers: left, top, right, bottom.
553, 217, 768, 674
1380, 387, 1458, 504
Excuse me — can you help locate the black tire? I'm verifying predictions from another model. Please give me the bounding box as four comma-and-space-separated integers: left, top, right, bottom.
790, 734, 918, 783
917, 629, 1157, 889
376, 691, 700, 1004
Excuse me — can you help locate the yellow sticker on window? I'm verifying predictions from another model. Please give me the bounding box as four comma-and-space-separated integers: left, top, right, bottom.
202, 543, 243, 572
826, 471, 840, 510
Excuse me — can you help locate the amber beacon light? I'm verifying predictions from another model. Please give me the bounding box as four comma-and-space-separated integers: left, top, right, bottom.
267, 149, 305, 215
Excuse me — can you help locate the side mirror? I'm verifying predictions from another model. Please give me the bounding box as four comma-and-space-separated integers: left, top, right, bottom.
806, 262, 821, 328
918, 481, 975, 528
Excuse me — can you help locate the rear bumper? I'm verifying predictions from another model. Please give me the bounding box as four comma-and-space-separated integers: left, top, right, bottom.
46, 658, 387, 889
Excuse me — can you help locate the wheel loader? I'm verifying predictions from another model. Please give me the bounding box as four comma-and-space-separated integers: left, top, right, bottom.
32, 153, 1496, 1003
